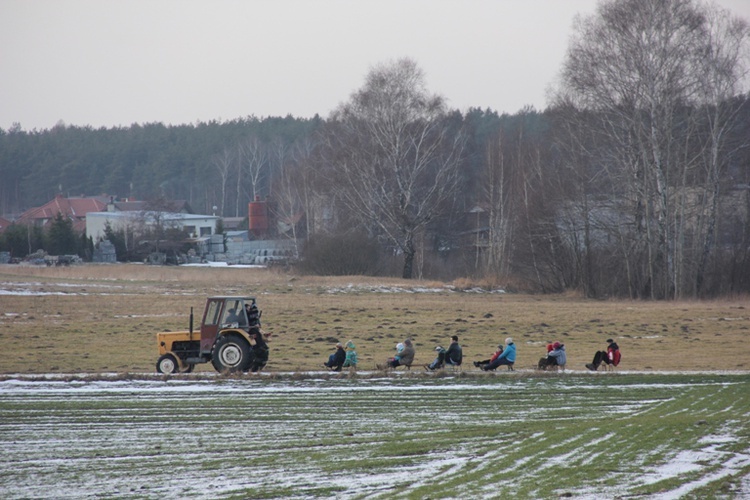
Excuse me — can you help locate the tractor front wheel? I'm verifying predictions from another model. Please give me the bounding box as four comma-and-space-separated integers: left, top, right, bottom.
211, 334, 251, 373
156, 353, 180, 374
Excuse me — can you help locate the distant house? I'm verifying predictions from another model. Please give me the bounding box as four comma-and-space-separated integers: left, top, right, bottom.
104, 198, 192, 214
221, 217, 246, 231
86, 211, 219, 242
13, 195, 197, 236
16, 194, 107, 233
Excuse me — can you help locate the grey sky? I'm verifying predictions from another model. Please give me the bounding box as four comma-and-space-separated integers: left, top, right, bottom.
2, 0, 749, 131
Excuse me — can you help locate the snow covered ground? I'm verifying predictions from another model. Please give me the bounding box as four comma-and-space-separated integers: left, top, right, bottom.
1, 375, 748, 499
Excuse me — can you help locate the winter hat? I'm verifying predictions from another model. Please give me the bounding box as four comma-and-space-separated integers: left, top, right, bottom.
396, 342, 405, 352
552, 341, 561, 349
606, 338, 613, 343
505, 337, 513, 345
435, 345, 444, 352
345, 341, 356, 349
404, 338, 413, 346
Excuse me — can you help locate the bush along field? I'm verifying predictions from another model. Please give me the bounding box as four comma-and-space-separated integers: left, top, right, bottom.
1, 373, 749, 499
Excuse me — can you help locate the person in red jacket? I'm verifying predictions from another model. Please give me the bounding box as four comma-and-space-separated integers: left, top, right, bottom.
586, 339, 621, 371
473, 344, 504, 370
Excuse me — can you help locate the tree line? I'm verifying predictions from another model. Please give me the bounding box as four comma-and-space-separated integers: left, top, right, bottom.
1, 0, 748, 298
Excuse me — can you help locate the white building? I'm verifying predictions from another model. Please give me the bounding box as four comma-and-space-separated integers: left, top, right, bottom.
86, 211, 219, 242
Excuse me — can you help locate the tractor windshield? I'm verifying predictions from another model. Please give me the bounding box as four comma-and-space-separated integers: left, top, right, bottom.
221, 299, 245, 326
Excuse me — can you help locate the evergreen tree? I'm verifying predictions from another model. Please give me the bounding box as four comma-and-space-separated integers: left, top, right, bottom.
45, 213, 78, 255
103, 222, 128, 262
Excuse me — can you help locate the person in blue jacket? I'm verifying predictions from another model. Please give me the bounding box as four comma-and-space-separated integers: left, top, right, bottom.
342, 340, 358, 371
539, 341, 566, 370
482, 337, 516, 370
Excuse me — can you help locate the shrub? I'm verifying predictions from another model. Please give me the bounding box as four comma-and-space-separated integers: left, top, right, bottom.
299, 232, 382, 276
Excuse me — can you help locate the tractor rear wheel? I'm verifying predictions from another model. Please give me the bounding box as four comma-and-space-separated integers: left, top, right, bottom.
156, 353, 179, 374
211, 334, 251, 373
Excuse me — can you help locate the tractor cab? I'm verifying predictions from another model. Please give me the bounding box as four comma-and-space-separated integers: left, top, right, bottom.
199, 296, 258, 355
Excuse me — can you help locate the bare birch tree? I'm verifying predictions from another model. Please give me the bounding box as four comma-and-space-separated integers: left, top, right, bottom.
237, 136, 267, 202
211, 147, 234, 217
321, 58, 465, 279
694, 6, 750, 295
271, 152, 303, 259
554, 0, 749, 298
289, 136, 320, 239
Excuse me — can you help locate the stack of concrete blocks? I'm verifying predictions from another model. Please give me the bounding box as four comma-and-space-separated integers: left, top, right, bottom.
222, 239, 296, 265
93, 240, 117, 263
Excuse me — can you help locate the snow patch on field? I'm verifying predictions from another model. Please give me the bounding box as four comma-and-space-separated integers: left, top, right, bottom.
0, 279, 506, 297
637, 439, 750, 499
181, 262, 265, 268
0, 280, 125, 296
323, 283, 505, 294
2, 377, 748, 499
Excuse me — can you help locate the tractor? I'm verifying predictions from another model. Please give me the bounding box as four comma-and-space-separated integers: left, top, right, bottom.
155, 296, 265, 374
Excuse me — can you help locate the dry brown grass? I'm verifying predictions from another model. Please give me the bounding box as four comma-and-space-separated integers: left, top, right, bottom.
1, 263, 748, 374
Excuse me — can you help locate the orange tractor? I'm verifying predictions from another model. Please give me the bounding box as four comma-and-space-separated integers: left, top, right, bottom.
155, 296, 267, 374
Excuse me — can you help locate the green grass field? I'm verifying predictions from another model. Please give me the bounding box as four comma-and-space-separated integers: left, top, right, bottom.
2, 373, 749, 499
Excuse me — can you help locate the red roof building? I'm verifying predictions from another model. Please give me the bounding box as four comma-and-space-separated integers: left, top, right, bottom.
0, 216, 11, 234
16, 195, 107, 233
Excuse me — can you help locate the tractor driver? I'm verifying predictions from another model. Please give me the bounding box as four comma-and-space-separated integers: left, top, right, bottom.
225, 308, 240, 325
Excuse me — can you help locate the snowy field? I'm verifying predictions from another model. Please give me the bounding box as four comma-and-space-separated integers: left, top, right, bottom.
2, 374, 749, 499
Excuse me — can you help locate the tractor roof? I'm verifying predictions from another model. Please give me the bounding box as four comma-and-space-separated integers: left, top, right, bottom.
209, 296, 256, 301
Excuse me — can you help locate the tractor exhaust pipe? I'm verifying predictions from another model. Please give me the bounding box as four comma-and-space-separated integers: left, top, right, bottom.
189, 307, 194, 340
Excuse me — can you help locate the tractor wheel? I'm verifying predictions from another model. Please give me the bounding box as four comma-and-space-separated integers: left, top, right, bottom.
211, 334, 251, 373
156, 353, 179, 374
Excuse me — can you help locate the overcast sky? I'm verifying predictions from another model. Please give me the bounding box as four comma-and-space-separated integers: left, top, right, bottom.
2, 0, 749, 131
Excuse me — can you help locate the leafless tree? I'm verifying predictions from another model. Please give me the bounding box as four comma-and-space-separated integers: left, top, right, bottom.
693, 5, 750, 295
138, 195, 181, 254
270, 152, 303, 259
553, 0, 750, 298
211, 147, 234, 217
482, 129, 513, 278
289, 136, 321, 239
238, 136, 267, 203
321, 58, 465, 279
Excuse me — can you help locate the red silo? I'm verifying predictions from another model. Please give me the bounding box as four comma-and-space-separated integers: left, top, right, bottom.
248, 196, 268, 237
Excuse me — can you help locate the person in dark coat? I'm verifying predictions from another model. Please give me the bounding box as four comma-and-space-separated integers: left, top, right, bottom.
225, 308, 240, 324
445, 335, 463, 367
248, 327, 270, 372
324, 342, 346, 371
385, 338, 415, 369
245, 302, 261, 328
